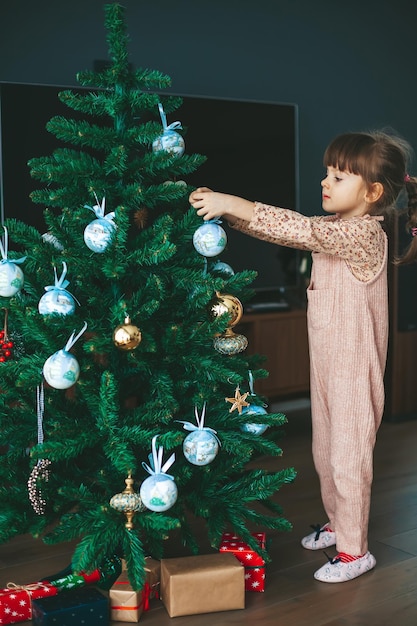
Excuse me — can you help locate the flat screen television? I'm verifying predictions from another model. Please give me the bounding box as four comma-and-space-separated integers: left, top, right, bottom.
0, 82, 299, 297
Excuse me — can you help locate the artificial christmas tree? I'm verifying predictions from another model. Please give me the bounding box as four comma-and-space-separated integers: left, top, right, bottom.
0, 3, 296, 591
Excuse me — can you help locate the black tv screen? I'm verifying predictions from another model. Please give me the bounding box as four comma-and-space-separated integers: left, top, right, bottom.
0, 83, 299, 292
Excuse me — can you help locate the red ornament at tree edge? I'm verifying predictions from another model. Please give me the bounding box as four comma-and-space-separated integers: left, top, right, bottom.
0, 309, 14, 362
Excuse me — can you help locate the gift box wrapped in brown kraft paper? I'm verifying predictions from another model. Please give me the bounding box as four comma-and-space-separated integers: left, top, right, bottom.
160, 552, 245, 618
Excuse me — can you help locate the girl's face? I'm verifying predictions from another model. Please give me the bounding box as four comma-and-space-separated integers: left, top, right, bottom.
321, 166, 370, 219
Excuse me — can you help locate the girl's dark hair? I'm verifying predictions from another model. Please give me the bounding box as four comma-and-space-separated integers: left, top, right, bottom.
324, 130, 417, 264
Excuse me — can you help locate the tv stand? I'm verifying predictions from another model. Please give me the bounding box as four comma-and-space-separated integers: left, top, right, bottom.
237, 308, 310, 399
245, 300, 290, 313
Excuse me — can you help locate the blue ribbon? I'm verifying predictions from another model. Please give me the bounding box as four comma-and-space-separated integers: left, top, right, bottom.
204, 218, 223, 226
43, 262, 79, 305
157, 102, 182, 132
84, 195, 115, 225
0, 226, 26, 264
142, 435, 175, 480
63, 321, 88, 353
176, 404, 221, 446
247, 370, 268, 408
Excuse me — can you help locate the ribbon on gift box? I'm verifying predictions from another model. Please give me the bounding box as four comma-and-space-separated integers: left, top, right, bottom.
144, 556, 161, 603
6, 581, 54, 593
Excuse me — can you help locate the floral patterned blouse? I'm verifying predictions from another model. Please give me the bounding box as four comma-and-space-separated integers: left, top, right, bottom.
231, 201, 387, 282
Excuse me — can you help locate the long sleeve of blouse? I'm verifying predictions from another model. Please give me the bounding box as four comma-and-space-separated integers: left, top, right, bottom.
231, 201, 387, 282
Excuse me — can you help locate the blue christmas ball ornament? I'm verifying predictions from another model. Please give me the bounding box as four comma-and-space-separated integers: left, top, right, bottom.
38, 262, 77, 316
42, 322, 87, 390
210, 260, 235, 278
193, 221, 227, 257
38, 289, 76, 316
140, 474, 178, 512
152, 129, 185, 158
0, 227, 26, 297
240, 404, 269, 436
0, 261, 24, 297
84, 217, 116, 253
183, 429, 219, 466
43, 349, 80, 390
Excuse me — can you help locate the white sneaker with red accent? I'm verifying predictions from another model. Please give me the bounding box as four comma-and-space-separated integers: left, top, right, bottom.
301, 524, 336, 550
314, 551, 376, 583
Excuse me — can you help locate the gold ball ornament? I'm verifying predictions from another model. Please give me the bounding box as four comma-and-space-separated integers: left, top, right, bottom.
210, 292, 243, 328
113, 316, 142, 351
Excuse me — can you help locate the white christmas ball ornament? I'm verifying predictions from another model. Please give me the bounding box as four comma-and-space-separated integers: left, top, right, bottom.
43, 349, 80, 389
240, 404, 269, 436
140, 435, 178, 512
38, 262, 77, 316
183, 429, 219, 466
84, 217, 115, 253
140, 473, 178, 512
42, 322, 87, 390
152, 102, 185, 158
0, 261, 24, 297
193, 221, 227, 257
83, 195, 116, 253
152, 129, 185, 158
38, 289, 76, 316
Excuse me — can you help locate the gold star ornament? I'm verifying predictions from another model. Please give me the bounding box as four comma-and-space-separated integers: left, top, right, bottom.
225, 386, 250, 414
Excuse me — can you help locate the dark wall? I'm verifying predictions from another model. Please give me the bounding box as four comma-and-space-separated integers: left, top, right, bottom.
1, 0, 417, 215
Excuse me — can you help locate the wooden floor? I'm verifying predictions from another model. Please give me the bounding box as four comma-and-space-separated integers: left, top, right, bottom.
2, 398, 417, 625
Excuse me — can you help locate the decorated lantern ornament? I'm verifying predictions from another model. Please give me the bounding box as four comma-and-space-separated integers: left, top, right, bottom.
193, 219, 227, 258
152, 103, 185, 158
43, 322, 88, 389
110, 473, 145, 530
140, 436, 178, 512
84, 195, 116, 253
211, 291, 248, 355
213, 329, 248, 355
177, 404, 220, 466
0, 227, 25, 297
239, 371, 269, 436
113, 316, 142, 350
38, 262, 78, 316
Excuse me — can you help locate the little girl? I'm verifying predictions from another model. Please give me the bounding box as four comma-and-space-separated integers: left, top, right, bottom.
189, 130, 417, 583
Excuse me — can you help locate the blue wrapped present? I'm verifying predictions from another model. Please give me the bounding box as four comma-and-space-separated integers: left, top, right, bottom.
31, 587, 108, 626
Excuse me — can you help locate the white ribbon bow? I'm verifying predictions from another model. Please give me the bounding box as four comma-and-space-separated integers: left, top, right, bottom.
0, 226, 26, 264
142, 435, 175, 480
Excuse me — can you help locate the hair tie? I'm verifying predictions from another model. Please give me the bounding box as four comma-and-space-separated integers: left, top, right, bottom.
404, 174, 411, 183
411, 227, 417, 237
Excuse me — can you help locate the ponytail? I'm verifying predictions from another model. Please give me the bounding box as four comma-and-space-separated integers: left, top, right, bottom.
395, 175, 417, 265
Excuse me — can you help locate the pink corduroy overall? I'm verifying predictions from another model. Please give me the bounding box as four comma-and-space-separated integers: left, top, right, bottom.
233, 203, 389, 555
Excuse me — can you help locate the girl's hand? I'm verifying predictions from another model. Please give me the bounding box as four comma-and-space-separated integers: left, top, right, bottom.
189, 187, 254, 223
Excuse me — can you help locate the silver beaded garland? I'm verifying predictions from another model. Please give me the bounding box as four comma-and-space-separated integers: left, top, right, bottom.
27, 459, 52, 515
27, 384, 51, 515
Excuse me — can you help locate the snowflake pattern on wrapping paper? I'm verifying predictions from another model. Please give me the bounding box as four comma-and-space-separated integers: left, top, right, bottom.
219, 532, 267, 592
0, 582, 58, 624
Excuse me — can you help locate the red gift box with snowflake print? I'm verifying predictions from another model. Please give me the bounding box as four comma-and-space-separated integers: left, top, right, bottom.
219, 532, 267, 592
0, 581, 58, 624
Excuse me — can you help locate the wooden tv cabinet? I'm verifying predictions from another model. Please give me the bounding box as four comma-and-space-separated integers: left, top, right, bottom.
237, 308, 310, 400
